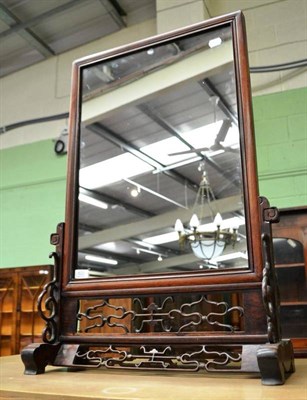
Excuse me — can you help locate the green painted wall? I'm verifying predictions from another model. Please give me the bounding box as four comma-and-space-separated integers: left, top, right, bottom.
254, 87, 307, 208
0, 140, 67, 268
0, 87, 306, 268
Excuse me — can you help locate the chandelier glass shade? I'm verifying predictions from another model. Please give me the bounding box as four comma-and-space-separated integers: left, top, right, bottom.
174, 172, 237, 260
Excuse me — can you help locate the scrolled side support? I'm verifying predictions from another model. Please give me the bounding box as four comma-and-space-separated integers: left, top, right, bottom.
37, 252, 60, 343
257, 197, 295, 385
21, 222, 64, 374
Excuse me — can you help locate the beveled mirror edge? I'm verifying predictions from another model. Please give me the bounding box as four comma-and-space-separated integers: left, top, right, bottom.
62, 10, 263, 294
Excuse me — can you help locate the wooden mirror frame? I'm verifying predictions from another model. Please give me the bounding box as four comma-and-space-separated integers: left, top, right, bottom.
66, 11, 260, 292
21, 11, 294, 385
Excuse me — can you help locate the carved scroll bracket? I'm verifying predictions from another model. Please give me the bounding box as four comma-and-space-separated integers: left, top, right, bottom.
37, 223, 64, 344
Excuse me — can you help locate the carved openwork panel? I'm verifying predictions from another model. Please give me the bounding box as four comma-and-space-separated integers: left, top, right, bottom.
74, 344, 243, 372
77, 293, 244, 335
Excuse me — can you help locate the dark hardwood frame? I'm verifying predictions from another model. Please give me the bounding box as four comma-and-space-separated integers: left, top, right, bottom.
21, 12, 294, 385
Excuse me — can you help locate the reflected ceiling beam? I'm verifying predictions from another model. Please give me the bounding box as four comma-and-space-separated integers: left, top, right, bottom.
215, 119, 232, 144
139, 103, 239, 189
78, 194, 242, 250
87, 123, 198, 192
88, 123, 160, 169
133, 241, 247, 274
81, 240, 247, 276
79, 223, 98, 233
81, 41, 233, 125
79, 217, 180, 257
200, 78, 238, 126
81, 249, 137, 264
129, 238, 181, 256
132, 253, 198, 273
0, 3, 54, 57
138, 103, 200, 152
79, 223, 180, 257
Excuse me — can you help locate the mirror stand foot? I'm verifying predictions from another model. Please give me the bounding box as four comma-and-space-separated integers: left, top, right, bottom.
257, 340, 295, 385
21, 343, 61, 375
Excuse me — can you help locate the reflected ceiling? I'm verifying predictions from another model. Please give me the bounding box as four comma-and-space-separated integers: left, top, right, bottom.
76, 26, 248, 278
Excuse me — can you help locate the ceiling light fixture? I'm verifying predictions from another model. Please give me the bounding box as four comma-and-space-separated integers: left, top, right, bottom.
133, 247, 167, 259
208, 37, 222, 48
144, 217, 244, 246
124, 178, 187, 209
130, 186, 141, 197
175, 171, 237, 260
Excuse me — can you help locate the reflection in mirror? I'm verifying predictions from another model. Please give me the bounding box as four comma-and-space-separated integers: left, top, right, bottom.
76, 24, 248, 279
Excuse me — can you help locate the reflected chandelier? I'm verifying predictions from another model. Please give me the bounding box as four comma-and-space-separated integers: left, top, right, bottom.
175, 172, 237, 260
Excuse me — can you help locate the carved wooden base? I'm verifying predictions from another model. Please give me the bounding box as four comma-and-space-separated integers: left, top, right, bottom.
257, 339, 295, 385
21, 340, 295, 385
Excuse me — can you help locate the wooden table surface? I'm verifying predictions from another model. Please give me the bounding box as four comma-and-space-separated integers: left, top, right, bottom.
0, 355, 306, 400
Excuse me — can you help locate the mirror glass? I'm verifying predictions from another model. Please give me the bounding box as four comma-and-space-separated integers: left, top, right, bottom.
75, 24, 248, 279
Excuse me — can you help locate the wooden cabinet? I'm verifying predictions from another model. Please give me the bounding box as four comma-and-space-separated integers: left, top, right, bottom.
0, 266, 50, 356
272, 207, 307, 356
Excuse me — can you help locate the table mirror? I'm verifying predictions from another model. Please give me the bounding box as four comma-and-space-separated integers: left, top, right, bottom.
21, 11, 294, 385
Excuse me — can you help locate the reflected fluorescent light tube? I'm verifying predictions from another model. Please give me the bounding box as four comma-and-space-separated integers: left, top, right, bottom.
79, 193, 108, 209
79, 152, 153, 189
213, 252, 248, 262
133, 247, 161, 256
142, 231, 178, 245
85, 255, 118, 265
207, 149, 225, 157
208, 37, 222, 48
